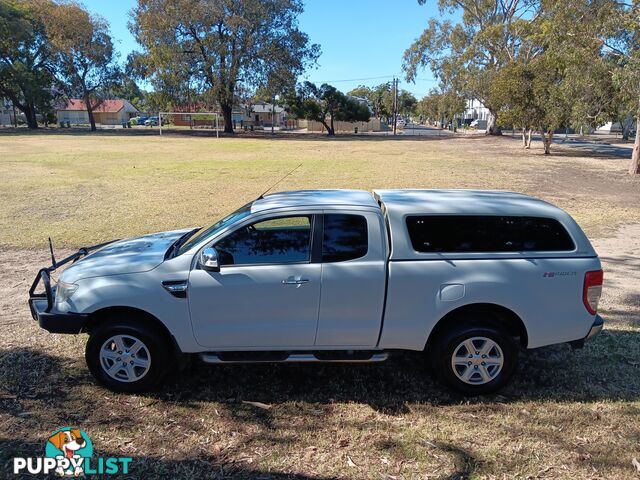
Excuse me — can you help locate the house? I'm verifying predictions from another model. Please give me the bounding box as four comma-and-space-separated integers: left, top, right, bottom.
462, 98, 492, 129
0, 99, 15, 126
247, 102, 286, 127
171, 102, 286, 129
56, 99, 139, 126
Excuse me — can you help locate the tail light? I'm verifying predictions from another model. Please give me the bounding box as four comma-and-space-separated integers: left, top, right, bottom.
583, 270, 603, 315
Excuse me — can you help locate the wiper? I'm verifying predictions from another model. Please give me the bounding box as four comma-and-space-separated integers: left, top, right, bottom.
166, 228, 201, 260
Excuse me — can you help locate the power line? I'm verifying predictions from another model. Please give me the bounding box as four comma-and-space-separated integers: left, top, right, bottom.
304, 74, 438, 84
305, 74, 397, 83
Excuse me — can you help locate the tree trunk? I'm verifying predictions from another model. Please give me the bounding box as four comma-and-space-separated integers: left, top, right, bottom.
622, 116, 633, 141
629, 115, 640, 175
87, 107, 96, 131
485, 110, 502, 135
221, 104, 233, 134
84, 94, 97, 131
541, 129, 554, 155
327, 114, 335, 136
23, 102, 38, 129
522, 128, 532, 149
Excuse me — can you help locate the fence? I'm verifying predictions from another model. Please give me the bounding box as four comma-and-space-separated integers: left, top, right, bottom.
304, 118, 388, 134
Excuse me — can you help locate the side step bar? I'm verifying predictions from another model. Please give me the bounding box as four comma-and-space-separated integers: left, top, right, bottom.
200, 352, 389, 364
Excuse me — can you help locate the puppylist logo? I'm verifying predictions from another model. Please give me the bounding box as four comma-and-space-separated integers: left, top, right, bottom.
13, 427, 132, 476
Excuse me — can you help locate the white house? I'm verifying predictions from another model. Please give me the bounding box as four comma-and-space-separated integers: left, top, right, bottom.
1, 99, 15, 126
56, 99, 139, 125
463, 99, 491, 121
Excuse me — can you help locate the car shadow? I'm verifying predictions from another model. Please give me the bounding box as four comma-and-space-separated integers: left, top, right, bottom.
1, 328, 639, 419
1, 332, 637, 478
163, 329, 640, 412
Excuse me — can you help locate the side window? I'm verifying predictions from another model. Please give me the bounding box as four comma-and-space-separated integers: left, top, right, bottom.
215, 216, 312, 266
406, 215, 574, 253
322, 214, 368, 262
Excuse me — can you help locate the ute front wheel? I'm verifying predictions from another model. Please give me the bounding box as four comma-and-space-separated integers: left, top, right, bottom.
86, 319, 170, 393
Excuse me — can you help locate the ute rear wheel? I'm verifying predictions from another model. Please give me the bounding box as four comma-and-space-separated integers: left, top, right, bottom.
86, 318, 171, 393
429, 316, 518, 396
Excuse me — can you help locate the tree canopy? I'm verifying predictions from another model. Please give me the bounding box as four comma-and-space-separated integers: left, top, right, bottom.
0, 0, 57, 128
403, 0, 541, 134
130, 0, 319, 133
347, 83, 417, 119
45, 1, 119, 131
288, 82, 371, 136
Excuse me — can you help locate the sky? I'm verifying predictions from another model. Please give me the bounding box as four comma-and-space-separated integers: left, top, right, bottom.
86, 0, 443, 98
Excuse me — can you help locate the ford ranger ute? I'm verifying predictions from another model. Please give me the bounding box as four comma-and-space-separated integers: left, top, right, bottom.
29, 189, 604, 395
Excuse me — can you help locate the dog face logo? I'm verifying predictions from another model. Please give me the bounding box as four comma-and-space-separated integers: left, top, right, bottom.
45, 427, 93, 477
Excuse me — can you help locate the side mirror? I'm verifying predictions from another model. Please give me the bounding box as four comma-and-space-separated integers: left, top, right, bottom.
199, 247, 220, 272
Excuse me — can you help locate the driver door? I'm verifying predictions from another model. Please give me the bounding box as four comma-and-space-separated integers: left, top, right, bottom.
188, 214, 321, 349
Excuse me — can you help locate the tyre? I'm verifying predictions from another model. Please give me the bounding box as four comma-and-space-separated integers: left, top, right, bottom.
85, 317, 171, 393
429, 315, 518, 396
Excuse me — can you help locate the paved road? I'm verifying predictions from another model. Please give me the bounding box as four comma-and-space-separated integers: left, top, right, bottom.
401, 124, 455, 137
403, 124, 633, 158
553, 138, 632, 158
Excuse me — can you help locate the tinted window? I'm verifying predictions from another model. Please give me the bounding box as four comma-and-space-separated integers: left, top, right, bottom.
215, 216, 312, 265
322, 214, 368, 262
406, 216, 574, 253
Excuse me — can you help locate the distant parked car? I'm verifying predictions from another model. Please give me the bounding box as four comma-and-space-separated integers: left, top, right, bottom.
131, 116, 148, 126
144, 116, 164, 126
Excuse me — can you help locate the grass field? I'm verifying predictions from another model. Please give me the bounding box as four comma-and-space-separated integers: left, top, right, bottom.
1, 130, 639, 248
0, 130, 639, 479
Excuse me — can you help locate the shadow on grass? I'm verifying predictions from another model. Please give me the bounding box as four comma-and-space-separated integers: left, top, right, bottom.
0, 437, 345, 480
1, 328, 639, 415
1, 331, 638, 478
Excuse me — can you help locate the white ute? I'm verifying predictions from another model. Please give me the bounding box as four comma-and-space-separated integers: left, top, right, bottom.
29, 189, 604, 395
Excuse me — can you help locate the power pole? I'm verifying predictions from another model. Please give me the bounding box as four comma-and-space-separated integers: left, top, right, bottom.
392, 77, 398, 136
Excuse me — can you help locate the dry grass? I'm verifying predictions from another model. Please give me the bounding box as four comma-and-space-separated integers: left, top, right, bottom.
0, 130, 639, 479
0, 130, 638, 249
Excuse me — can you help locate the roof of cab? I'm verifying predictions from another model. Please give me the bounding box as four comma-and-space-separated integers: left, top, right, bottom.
373, 189, 563, 217
252, 189, 379, 212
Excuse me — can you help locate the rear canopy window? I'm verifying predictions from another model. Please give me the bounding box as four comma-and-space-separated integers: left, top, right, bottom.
406, 215, 574, 253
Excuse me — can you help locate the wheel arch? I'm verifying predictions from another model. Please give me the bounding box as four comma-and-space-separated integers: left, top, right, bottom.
84, 306, 180, 353
426, 303, 528, 350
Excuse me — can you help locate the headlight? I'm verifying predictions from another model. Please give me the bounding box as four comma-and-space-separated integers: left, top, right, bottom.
55, 280, 78, 305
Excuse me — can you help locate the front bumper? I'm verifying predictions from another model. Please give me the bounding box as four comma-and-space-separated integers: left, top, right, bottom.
29, 298, 88, 334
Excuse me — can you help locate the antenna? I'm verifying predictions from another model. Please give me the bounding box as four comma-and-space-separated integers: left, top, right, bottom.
257, 163, 303, 199
48, 237, 57, 268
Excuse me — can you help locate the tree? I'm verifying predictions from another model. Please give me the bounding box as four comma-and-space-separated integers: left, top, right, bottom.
45, 1, 119, 131
397, 90, 417, 117
107, 74, 145, 110
0, 0, 57, 129
414, 89, 464, 127
288, 82, 370, 136
131, 0, 319, 134
348, 83, 416, 119
491, 59, 569, 154
403, 0, 542, 135
537, 0, 640, 172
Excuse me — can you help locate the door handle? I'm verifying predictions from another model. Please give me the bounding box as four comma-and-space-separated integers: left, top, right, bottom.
282, 276, 310, 285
